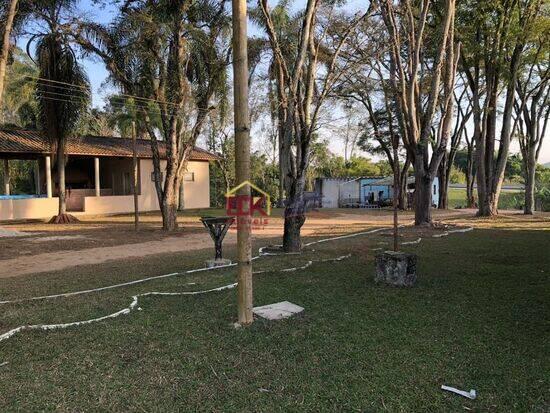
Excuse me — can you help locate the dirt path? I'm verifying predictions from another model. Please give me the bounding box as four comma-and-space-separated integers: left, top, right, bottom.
0, 209, 479, 278
0, 232, 242, 278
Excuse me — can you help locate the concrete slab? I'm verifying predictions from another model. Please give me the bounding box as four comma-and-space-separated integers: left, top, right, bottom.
253, 301, 304, 320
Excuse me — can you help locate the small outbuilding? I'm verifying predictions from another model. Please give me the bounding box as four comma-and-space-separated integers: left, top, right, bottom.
314, 175, 440, 208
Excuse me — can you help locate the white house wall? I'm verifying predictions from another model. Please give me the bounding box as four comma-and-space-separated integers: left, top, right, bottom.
0, 159, 211, 221
84, 159, 210, 215
0, 197, 59, 220
181, 161, 210, 209
319, 178, 360, 208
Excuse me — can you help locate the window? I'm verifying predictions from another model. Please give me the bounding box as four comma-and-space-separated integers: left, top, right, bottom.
123, 172, 132, 195
183, 172, 194, 182
434, 184, 437, 195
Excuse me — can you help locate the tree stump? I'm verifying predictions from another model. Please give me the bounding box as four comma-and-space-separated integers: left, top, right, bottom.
49, 214, 80, 224
374, 251, 417, 287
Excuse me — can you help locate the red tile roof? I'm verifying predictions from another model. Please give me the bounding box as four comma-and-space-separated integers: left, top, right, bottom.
0, 129, 220, 161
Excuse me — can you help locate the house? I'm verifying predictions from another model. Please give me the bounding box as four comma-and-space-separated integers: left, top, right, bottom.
0, 129, 219, 221
314, 175, 440, 208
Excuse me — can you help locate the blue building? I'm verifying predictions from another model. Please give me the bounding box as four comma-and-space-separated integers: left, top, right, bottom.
315, 176, 440, 208
361, 176, 440, 207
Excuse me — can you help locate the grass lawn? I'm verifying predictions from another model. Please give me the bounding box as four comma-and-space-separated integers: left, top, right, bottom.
448, 188, 524, 210
0, 225, 548, 411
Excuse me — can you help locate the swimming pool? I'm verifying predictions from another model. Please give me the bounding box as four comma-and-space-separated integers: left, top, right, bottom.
0, 194, 46, 200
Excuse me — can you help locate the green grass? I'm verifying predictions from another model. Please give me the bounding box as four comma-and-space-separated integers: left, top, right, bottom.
0, 228, 548, 411
448, 188, 524, 210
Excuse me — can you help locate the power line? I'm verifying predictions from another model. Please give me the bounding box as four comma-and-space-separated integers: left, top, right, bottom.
28, 76, 195, 109
33, 92, 213, 118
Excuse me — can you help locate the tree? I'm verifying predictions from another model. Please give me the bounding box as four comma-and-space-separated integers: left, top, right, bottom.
514, 42, 549, 214
29, 0, 90, 223
458, 0, 545, 216
73, 0, 231, 230
327, 104, 362, 162
356, 93, 411, 209
332, 11, 411, 210
258, 0, 368, 251
437, 87, 472, 209
378, 0, 459, 225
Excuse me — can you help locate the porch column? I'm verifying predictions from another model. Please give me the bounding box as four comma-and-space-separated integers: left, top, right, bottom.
94, 157, 100, 197
3, 159, 10, 196
34, 160, 41, 195
45, 155, 52, 198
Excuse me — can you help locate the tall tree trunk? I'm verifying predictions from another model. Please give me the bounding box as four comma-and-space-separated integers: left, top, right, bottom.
465, 142, 476, 208
398, 158, 410, 210
57, 141, 66, 215
524, 145, 536, 214
0, 0, 18, 112
283, 175, 306, 252
399, 176, 407, 210
413, 154, 433, 225
161, 175, 179, 230
438, 154, 449, 209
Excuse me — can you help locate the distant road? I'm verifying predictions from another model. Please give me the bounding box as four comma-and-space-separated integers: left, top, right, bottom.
449, 184, 524, 191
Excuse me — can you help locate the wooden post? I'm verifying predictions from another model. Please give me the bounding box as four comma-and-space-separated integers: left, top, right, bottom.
232, 0, 253, 325
45, 156, 52, 198
392, 135, 399, 252
94, 157, 101, 197
132, 121, 139, 231
3, 159, 10, 196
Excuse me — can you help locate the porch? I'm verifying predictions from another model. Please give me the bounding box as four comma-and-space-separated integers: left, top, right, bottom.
0, 130, 216, 220
0, 155, 140, 219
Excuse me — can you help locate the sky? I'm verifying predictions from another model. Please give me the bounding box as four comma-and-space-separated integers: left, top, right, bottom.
17, 0, 550, 164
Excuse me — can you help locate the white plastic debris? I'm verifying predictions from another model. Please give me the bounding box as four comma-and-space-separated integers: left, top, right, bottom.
0, 361, 8, 367
441, 385, 477, 400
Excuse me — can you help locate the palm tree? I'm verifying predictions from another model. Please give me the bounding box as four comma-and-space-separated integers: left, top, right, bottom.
28, 0, 90, 223
73, 0, 230, 230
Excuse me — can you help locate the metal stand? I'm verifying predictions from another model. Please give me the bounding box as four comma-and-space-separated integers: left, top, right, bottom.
200, 216, 235, 261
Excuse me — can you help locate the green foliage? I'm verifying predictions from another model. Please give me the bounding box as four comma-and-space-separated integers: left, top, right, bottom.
449, 166, 466, 184
0, 160, 36, 194
210, 148, 281, 208
453, 149, 470, 173
535, 167, 550, 211
314, 153, 392, 179
505, 154, 524, 183
251, 152, 280, 203
448, 188, 524, 210
1, 48, 38, 127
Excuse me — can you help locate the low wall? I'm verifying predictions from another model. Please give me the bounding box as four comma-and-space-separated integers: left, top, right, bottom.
83, 194, 160, 215
0, 197, 59, 221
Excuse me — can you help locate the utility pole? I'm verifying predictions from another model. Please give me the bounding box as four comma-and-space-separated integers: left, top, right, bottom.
132, 121, 139, 231
232, 0, 253, 325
